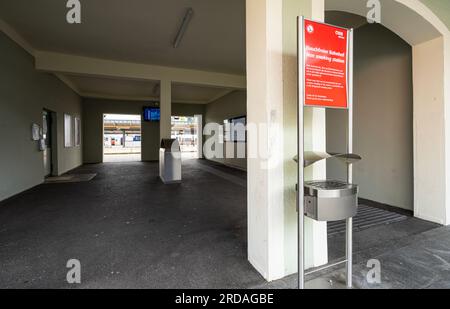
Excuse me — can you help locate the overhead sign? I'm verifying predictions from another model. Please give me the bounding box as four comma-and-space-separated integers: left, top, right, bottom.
303, 20, 350, 109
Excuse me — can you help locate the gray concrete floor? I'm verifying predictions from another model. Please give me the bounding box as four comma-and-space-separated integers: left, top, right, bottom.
0, 159, 446, 288
257, 218, 445, 289
0, 159, 261, 288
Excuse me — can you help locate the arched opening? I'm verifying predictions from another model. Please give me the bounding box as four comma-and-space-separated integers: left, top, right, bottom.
325, 0, 450, 225
326, 11, 415, 229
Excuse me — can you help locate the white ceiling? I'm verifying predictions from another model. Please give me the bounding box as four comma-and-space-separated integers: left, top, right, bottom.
0, 0, 246, 75
64, 75, 158, 100
0, 0, 245, 103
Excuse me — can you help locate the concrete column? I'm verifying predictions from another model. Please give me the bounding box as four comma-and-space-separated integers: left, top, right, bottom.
160, 80, 172, 140
194, 114, 203, 159
445, 35, 450, 226
413, 37, 447, 225
246, 0, 327, 281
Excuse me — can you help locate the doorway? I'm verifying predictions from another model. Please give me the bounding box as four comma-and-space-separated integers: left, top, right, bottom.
103, 114, 142, 163
171, 116, 200, 160
42, 109, 55, 177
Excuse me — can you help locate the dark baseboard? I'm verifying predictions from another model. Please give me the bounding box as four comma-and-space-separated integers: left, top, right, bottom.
359, 198, 413, 217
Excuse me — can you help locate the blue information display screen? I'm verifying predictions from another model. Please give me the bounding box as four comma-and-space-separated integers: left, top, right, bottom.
143, 107, 160, 122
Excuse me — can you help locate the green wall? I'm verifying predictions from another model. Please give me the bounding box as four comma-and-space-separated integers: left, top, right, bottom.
0, 32, 83, 201
82, 99, 205, 163
327, 23, 414, 210
172, 103, 205, 117
204, 90, 247, 170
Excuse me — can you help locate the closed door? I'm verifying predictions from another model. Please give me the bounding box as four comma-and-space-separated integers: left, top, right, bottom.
42, 110, 52, 177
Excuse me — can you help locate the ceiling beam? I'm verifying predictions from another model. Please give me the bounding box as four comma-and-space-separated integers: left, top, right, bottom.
35, 51, 246, 89
81, 92, 208, 105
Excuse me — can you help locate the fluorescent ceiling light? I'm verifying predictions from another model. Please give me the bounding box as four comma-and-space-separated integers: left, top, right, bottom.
173, 8, 194, 48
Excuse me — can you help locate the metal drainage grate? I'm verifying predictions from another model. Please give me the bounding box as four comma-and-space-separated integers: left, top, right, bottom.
327, 204, 408, 236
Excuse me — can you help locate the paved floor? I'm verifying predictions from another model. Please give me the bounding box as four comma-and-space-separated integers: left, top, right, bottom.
0, 159, 446, 288
0, 159, 261, 288
258, 217, 444, 289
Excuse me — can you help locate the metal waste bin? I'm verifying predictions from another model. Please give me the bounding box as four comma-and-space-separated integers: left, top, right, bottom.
159, 139, 181, 184
294, 152, 361, 222
304, 180, 358, 222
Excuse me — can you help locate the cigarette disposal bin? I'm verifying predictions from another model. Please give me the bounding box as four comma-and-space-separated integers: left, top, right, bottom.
159, 139, 181, 184
304, 180, 358, 222
296, 152, 360, 222
294, 151, 361, 289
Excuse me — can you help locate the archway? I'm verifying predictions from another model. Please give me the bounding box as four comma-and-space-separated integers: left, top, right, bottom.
325, 0, 450, 225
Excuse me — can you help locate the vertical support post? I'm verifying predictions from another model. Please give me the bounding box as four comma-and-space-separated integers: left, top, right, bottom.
194, 114, 203, 159
160, 80, 172, 140
346, 28, 354, 289
297, 16, 305, 290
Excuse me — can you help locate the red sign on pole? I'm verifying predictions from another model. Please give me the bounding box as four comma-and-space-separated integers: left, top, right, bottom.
303, 20, 349, 109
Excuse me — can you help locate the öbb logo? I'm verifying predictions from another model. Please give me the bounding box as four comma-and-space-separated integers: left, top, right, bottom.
335, 30, 345, 39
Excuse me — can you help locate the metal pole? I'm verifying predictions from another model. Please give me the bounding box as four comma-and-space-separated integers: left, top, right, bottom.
297, 16, 305, 290
346, 28, 354, 289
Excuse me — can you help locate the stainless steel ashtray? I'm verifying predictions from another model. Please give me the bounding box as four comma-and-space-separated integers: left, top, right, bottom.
304, 180, 358, 222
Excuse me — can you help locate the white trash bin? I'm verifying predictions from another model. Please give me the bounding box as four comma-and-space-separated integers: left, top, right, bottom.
159, 139, 181, 184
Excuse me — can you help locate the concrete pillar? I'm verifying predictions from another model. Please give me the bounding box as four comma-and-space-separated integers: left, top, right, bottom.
194, 114, 203, 158
446, 35, 450, 226
246, 0, 327, 281
413, 37, 447, 224
160, 80, 172, 140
